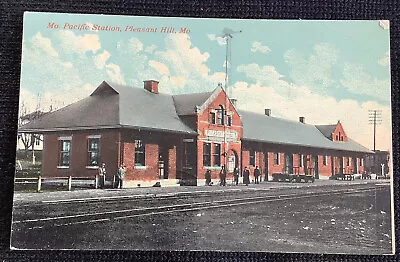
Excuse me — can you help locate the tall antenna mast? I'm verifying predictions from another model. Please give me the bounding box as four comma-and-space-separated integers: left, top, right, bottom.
221, 28, 242, 97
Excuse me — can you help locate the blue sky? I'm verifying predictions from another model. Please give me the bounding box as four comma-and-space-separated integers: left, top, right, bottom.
20, 12, 391, 150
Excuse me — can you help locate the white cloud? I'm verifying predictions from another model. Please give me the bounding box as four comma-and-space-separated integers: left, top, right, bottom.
94, 50, 111, 69
149, 60, 170, 76
251, 41, 271, 54
207, 34, 226, 45
145, 44, 157, 54
125, 37, 144, 55
105, 63, 126, 85
30, 32, 58, 57
170, 76, 185, 88
62, 62, 73, 68
54, 31, 101, 54
232, 82, 392, 151
341, 63, 390, 102
237, 63, 289, 89
284, 43, 339, 92
378, 51, 390, 67
154, 34, 219, 92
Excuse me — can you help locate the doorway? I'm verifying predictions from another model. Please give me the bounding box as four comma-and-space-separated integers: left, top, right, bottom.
264, 152, 269, 181
158, 146, 169, 179
227, 149, 239, 173
353, 157, 358, 174
313, 155, 319, 179
284, 154, 293, 174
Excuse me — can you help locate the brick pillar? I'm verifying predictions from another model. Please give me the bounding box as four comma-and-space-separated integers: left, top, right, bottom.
146, 144, 159, 180
123, 142, 135, 179
169, 146, 177, 179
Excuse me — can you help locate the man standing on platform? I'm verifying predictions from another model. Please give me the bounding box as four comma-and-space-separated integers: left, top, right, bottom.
254, 166, 261, 184
243, 166, 250, 186
116, 163, 126, 189
98, 162, 107, 189
219, 165, 227, 186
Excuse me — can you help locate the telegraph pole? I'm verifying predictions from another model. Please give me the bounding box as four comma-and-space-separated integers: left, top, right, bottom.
368, 110, 382, 151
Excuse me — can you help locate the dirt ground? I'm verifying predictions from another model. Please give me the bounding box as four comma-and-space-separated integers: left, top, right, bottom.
11, 182, 392, 254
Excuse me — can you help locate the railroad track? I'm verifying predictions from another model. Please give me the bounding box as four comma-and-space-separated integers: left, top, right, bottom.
12, 184, 385, 230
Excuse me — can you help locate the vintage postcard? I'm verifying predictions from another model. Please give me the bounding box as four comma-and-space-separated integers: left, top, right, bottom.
11, 12, 394, 254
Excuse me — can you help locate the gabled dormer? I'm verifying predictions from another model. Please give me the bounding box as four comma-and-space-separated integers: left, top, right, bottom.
315, 121, 348, 142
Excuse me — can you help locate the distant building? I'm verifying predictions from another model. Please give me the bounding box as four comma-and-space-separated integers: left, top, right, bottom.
365, 150, 390, 175
20, 80, 372, 187
17, 110, 45, 151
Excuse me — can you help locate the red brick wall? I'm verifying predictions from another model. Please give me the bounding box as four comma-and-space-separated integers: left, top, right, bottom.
123, 141, 160, 181
42, 131, 119, 180
268, 152, 285, 174
332, 122, 348, 142
318, 155, 332, 177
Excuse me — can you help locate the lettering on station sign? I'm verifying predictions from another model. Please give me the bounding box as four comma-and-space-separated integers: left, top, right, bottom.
205, 129, 238, 142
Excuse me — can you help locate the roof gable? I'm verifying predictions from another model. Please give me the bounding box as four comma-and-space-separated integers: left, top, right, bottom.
172, 86, 223, 115
91, 81, 119, 96
20, 81, 196, 135
332, 121, 348, 141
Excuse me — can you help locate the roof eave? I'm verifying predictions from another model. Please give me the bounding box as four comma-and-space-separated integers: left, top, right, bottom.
241, 137, 372, 154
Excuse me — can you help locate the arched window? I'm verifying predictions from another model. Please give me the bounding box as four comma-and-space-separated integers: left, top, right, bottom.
217, 105, 224, 125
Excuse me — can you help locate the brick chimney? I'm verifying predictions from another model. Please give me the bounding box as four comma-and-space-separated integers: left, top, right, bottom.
299, 116, 305, 124
265, 109, 271, 116
144, 80, 159, 94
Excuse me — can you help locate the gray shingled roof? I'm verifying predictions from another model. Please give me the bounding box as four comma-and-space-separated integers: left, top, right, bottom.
19, 80, 371, 154
20, 81, 196, 135
315, 124, 336, 139
19, 93, 120, 132
239, 110, 371, 153
172, 91, 213, 115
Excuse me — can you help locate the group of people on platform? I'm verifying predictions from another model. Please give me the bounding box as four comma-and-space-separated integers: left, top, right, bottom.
97, 162, 126, 189
205, 165, 263, 186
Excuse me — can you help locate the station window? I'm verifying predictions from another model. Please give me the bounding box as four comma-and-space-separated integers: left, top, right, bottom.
58, 136, 72, 167
227, 115, 232, 126
335, 135, 339, 141
217, 105, 224, 125
360, 158, 364, 166
213, 143, 221, 167
323, 155, 328, 166
203, 143, 211, 166
87, 136, 100, 166
346, 157, 350, 166
274, 152, 280, 165
209, 112, 216, 124
249, 150, 256, 166
134, 139, 146, 166
35, 138, 40, 146
349, 157, 352, 166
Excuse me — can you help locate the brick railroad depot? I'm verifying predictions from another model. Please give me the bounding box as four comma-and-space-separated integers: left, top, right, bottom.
20, 80, 371, 187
